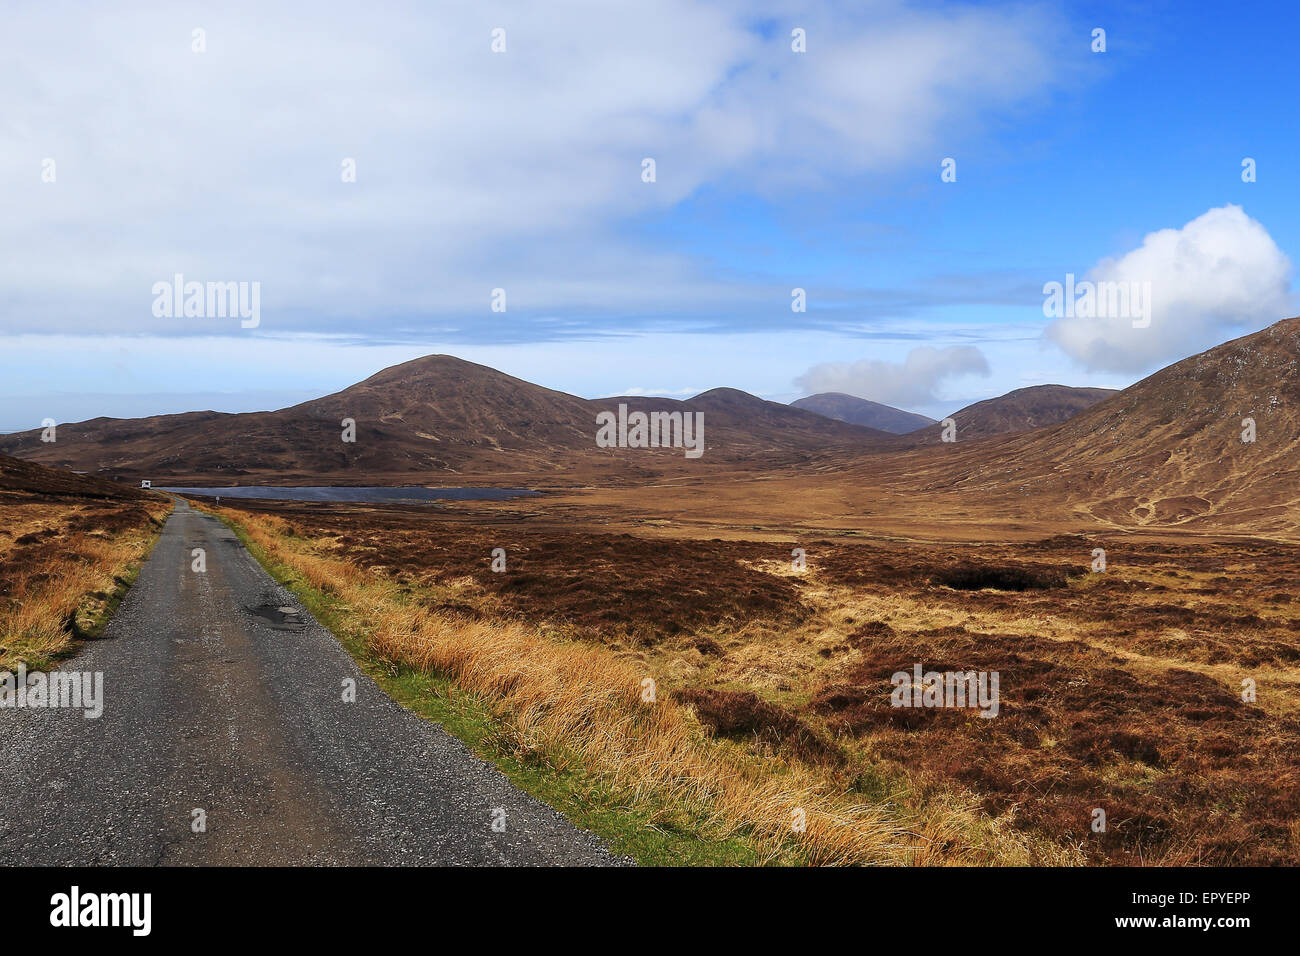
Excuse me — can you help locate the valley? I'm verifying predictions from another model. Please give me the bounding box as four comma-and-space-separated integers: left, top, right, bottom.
198, 494, 1300, 864
3, 315, 1299, 866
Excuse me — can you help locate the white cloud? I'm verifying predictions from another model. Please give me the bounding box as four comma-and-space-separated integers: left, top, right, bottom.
1045, 205, 1294, 372
0, 0, 1068, 338
794, 345, 990, 408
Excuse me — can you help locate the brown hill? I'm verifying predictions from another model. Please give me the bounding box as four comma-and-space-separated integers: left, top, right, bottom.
790, 392, 935, 434
0, 356, 891, 485
903, 384, 1118, 444
857, 316, 1300, 534
0, 452, 147, 500
613, 387, 894, 444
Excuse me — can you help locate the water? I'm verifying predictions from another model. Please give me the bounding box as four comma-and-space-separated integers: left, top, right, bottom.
157, 486, 540, 503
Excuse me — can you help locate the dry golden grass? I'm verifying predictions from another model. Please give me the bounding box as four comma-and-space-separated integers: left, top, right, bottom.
751, 548, 1300, 865
0, 497, 171, 670
215, 504, 1077, 866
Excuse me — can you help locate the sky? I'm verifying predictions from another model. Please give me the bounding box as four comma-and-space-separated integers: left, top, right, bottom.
1, 0, 1297, 432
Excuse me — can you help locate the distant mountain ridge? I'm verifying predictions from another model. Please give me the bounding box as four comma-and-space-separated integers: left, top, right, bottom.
849, 316, 1300, 534
5, 315, 1300, 535
904, 384, 1119, 444
0, 355, 893, 484
791, 393, 935, 434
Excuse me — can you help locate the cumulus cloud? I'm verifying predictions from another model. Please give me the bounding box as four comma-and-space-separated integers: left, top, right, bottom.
795, 345, 990, 407
0, 0, 1067, 339
1045, 205, 1294, 372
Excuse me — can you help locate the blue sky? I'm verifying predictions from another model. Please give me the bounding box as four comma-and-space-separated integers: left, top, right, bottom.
1, 0, 1296, 431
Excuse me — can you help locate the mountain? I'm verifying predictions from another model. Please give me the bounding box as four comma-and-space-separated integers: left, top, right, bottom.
0, 356, 892, 484
615, 387, 893, 445
904, 385, 1118, 444
790, 393, 935, 434
866, 317, 1300, 533
997, 318, 1300, 530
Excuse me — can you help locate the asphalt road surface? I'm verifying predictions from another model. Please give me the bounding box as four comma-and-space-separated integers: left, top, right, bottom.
0, 499, 618, 865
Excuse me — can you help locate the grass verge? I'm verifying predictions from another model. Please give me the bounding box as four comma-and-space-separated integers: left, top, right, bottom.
0, 499, 172, 671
